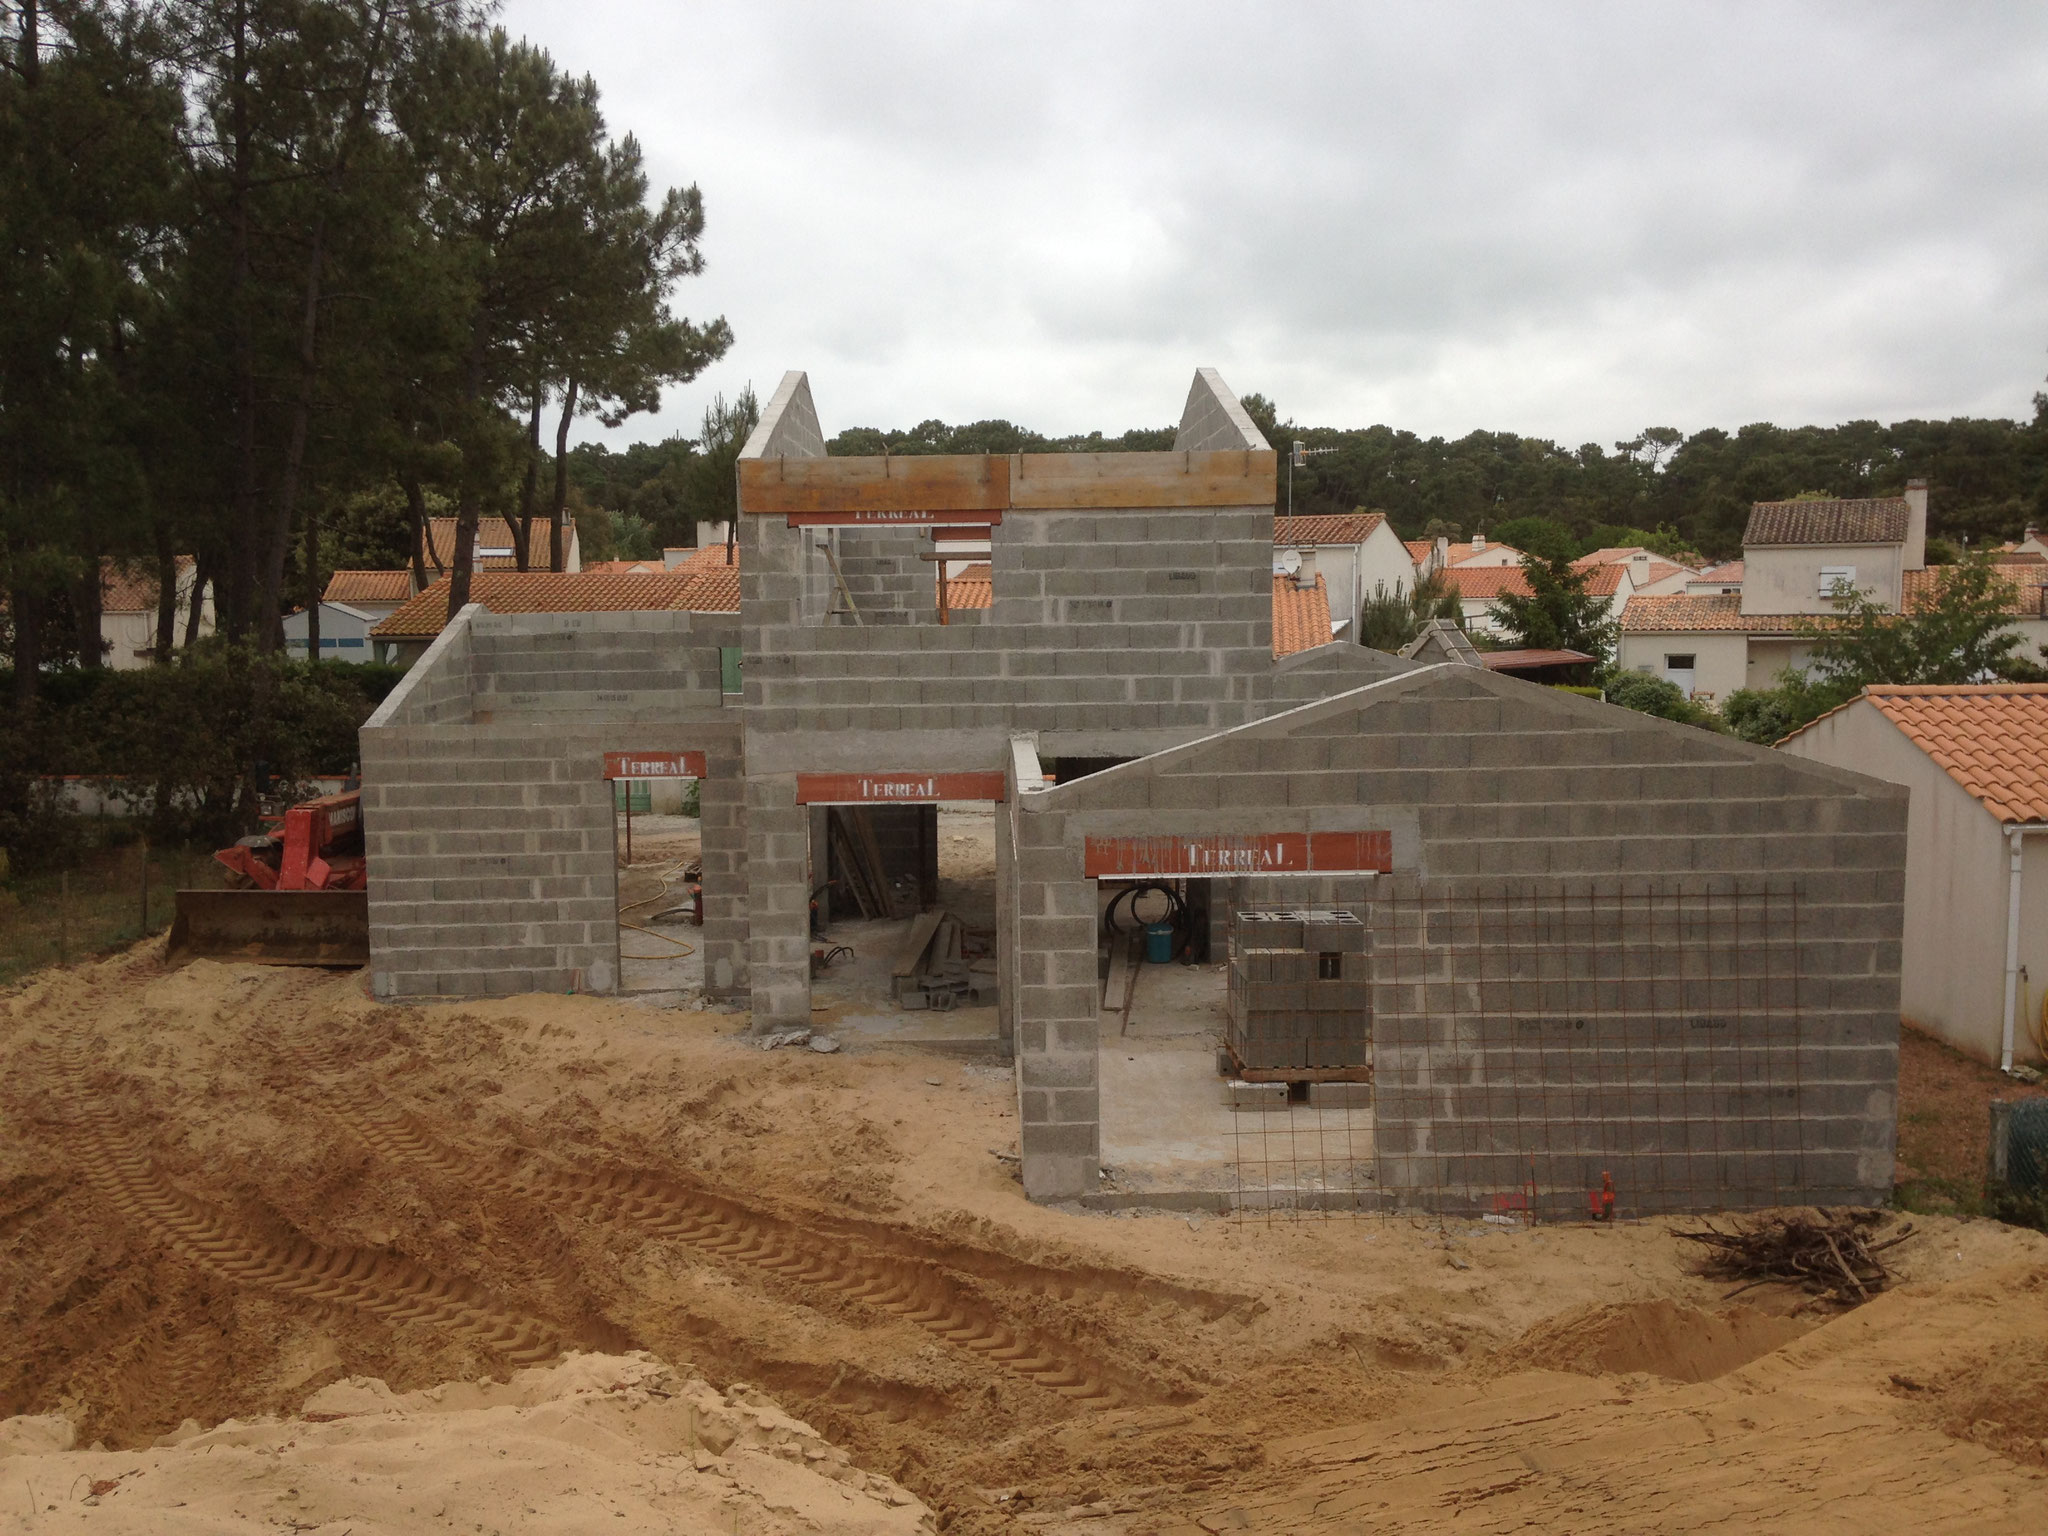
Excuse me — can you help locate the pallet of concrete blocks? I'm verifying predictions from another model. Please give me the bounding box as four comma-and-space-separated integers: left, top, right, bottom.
1223, 908, 1372, 1078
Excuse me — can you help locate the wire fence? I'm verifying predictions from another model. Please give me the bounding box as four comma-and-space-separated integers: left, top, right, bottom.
1228, 879, 1806, 1223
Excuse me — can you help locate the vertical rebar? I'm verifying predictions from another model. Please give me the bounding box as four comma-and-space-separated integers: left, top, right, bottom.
58, 870, 69, 967
139, 834, 150, 937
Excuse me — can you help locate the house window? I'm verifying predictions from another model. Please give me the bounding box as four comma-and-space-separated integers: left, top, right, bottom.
1818, 565, 1856, 599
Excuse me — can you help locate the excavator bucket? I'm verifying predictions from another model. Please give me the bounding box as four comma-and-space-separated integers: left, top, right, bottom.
167, 888, 370, 968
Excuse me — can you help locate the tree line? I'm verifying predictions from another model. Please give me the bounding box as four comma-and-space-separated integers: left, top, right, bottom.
781, 392, 2048, 561
1, 0, 727, 707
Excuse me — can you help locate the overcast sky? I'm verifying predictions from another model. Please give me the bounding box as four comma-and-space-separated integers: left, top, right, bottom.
500, 0, 2048, 452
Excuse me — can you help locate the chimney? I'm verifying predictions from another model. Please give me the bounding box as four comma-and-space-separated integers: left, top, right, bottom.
1296, 548, 1319, 587
1902, 478, 1928, 572
1471, 531, 1487, 553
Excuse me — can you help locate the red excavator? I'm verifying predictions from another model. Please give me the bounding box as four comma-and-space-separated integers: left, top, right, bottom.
168, 789, 371, 966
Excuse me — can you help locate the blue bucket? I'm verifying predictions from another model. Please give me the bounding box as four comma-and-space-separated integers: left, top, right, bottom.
1144, 920, 1176, 964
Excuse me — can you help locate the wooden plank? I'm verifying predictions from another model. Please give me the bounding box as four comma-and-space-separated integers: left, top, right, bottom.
787, 510, 1003, 528
827, 811, 882, 920
1083, 830, 1393, 879
740, 454, 1008, 515
797, 771, 1006, 804
893, 909, 946, 979
845, 808, 905, 919
742, 448, 1275, 516
1008, 449, 1276, 509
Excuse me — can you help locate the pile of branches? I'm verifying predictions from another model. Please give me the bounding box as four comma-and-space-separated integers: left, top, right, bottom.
1673, 1208, 1914, 1308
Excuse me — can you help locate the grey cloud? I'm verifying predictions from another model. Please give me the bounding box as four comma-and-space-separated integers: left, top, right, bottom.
504, 0, 2048, 443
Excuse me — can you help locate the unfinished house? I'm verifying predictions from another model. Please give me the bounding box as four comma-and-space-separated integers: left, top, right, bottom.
360, 368, 1909, 1215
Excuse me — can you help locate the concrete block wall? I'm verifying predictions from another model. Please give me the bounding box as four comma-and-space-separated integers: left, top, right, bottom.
1173, 367, 1272, 454
832, 526, 930, 625
362, 606, 747, 1000
1007, 665, 1908, 1208
469, 609, 737, 722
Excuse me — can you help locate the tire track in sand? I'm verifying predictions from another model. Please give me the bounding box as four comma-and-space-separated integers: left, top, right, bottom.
283, 1034, 1152, 1407
53, 1039, 561, 1365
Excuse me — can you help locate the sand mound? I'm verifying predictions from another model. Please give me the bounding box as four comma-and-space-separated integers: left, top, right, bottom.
1497, 1296, 1812, 1383
8, 945, 2048, 1532
0, 1351, 930, 1533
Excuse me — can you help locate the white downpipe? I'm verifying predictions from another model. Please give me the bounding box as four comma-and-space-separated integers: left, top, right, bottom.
2004, 827, 2026, 1074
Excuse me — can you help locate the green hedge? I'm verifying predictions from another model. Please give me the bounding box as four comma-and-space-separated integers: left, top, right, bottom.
0, 653, 402, 871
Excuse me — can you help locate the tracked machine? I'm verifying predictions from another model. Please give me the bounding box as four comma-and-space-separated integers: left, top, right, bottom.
168, 789, 371, 967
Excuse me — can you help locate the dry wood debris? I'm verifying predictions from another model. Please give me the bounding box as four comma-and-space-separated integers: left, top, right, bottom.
1674, 1208, 1915, 1308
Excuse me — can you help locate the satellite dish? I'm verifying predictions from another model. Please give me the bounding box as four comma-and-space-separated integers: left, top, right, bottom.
1273, 549, 1302, 576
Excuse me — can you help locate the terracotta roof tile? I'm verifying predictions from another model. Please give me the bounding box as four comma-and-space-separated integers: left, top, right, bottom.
1696, 560, 1744, 582
668, 543, 739, 574
1274, 513, 1386, 547
1903, 564, 2048, 617
1480, 648, 1596, 671
1743, 499, 1909, 546
322, 570, 412, 604
1404, 540, 1434, 563
370, 572, 721, 640
1863, 685, 2048, 824
1445, 564, 1623, 599
1444, 540, 1524, 565
1620, 593, 1810, 634
1272, 573, 1334, 657
583, 559, 667, 574
679, 566, 739, 612
422, 517, 576, 572
98, 557, 193, 614
945, 561, 992, 610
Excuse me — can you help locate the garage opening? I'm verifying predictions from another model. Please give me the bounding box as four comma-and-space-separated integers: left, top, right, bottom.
1095, 876, 1375, 1217
801, 774, 1004, 1057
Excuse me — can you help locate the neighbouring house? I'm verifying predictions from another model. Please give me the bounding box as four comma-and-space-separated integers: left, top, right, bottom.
1273, 513, 1419, 637
368, 569, 736, 667
1998, 527, 2048, 560
283, 602, 382, 662
99, 557, 213, 668
584, 559, 667, 574
1574, 547, 1696, 596
1687, 560, 1744, 595
1779, 684, 2048, 1070
1270, 570, 1338, 655
323, 570, 413, 623
1405, 538, 1447, 584
422, 517, 581, 574
1442, 562, 1629, 640
1442, 533, 1524, 569
1621, 480, 2048, 702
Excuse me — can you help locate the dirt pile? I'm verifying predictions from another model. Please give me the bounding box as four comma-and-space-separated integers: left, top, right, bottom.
0, 1351, 930, 1533
3, 945, 2047, 1533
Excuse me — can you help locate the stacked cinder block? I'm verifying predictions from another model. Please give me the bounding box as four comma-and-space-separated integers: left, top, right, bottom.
1225, 909, 1371, 1071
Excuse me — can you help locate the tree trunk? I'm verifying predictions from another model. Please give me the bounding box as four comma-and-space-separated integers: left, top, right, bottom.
447, 491, 480, 617
303, 495, 321, 660
74, 554, 103, 668
154, 524, 178, 663
184, 553, 211, 648
224, 2, 260, 644
260, 209, 327, 654
10, 583, 42, 710
405, 471, 429, 590
515, 387, 541, 571
550, 378, 577, 572
18, 0, 38, 86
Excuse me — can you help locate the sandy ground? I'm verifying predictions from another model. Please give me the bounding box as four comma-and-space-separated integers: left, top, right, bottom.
3, 944, 2047, 1533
